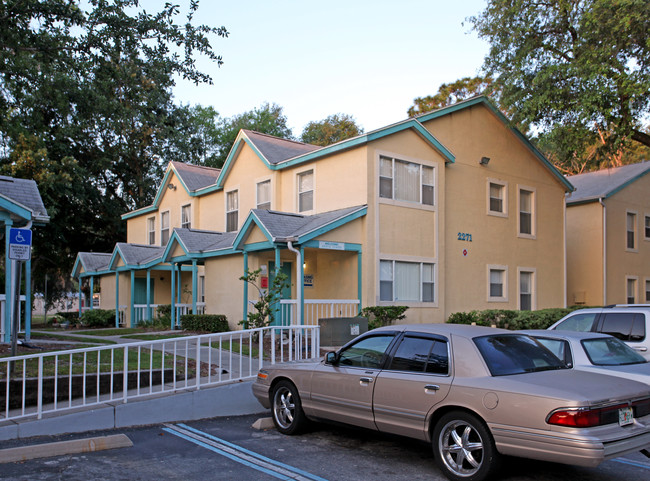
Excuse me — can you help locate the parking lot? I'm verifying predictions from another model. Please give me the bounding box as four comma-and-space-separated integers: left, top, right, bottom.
2, 414, 650, 480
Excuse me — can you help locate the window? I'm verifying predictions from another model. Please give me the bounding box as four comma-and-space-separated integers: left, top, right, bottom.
160, 211, 170, 245
600, 313, 645, 342
488, 266, 507, 301
147, 217, 155, 245
646, 279, 650, 303
181, 204, 191, 229
298, 170, 313, 212
627, 212, 637, 250
388, 336, 449, 374
645, 215, 650, 240
337, 335, 395, 369
488, 180, 507, 216
518, 188, 534, 236
380, 260, 436, 303
199, 275, 205, 303
552, 312, 598, 332
627, 277, 637, 304
226, 190, 238, 232
474, 334, 565, 376
379, 156, 435, 206
519, 270, 534, 311
257, 180, 271, 210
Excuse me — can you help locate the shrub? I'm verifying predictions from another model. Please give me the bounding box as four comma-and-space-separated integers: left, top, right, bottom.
56, 311, 79, 322
361, 306, 409, 330
446, 308, 579, 330
446, 310, 480, 325
155, 304, 172, 327
81, 309, 115, 328
180, 314, 230, 333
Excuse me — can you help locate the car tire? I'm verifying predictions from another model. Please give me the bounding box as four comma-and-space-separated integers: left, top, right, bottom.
432, 411, 500, 481
271, 380, 307, 435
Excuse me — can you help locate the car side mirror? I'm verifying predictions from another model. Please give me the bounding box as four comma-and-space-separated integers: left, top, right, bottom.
325, 351, 339, 365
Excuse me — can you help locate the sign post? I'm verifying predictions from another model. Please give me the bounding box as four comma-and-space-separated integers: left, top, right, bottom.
8, 228, 31, 367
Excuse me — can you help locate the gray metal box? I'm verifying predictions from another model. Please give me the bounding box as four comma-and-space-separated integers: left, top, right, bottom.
318, 317, 368, 347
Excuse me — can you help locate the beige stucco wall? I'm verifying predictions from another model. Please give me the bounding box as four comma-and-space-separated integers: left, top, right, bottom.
422, 104, 568, 316
604, 173, 650, 304
566, 202, 604, 305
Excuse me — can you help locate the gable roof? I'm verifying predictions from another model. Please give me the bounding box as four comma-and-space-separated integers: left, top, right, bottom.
71, 252, 112, 277
566, 161, 650, 205
241, 130, 320, 165
415, 96, 574, 192
162, 228, 238, 262
234, 205, 367, 250
109, 243, 166, 269
0, 175, 50, 224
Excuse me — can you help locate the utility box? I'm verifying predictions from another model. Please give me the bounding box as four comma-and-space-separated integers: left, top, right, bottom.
318, 317, 368, 347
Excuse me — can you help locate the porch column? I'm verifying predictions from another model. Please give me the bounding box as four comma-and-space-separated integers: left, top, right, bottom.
192, 260, 197, 314
274, 247, 281, 325
242, 252, 248, 323
4, 221, 12, 342
25, 257, 31, 341
357, 251, 363, 314
89, 276, 94, 310
299, 246, 305, 325
176, 263, 182, 323
146, 269, 151, 321
114, 272, 120, 327
170, 263, 176, 329
78, 277, 83, 318
130, 270, 135, 328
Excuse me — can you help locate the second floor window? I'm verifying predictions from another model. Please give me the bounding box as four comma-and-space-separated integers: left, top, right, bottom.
226, 190, 238, 232
488, 181, 507, 215
147, 217, 155, 245
181, 204, 191, 229
298, 170, 313, 212
519, 189, 534, 236
257, 180, 271, 209
627, 212, 637, 249
161, 211, 170, 245
645, 215, 650, 240
380, 156, 435, 206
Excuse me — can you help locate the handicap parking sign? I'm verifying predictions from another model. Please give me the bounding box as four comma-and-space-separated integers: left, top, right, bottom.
9, 228, 32, 261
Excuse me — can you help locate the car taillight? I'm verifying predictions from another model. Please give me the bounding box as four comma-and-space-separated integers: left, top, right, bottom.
547, 403, 627, 427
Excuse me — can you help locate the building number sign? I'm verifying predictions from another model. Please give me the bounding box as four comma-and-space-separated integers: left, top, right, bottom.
457, 232, 472, 242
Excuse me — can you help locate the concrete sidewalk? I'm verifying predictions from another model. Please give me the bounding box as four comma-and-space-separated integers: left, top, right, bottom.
0, 379, 266, 441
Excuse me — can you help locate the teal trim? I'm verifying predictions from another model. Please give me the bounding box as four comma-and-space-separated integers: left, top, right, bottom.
115, 272, 120, 327
89, 277, 94, 311
299, 246, 305, 325
192, 260, 197, 314
213, 137, 265, 191
233, 211, 274, 250
273, 248, 281, 326
297, 207, 367, 244
0, 196, 32, 221
417, 96, 574, 192
130, 270, 135, 327
603, 167, 650, 200
301, 240, 362, 252
146, 270, 152, 321
4, 222, 11, 342
242, 252, 248, 326
121, 205, 157, 220
25, 258, 31, 340
171, 263, 176, 329
240, 241, 276, 252
357, 251, 362, 314
78, 277, 82, 318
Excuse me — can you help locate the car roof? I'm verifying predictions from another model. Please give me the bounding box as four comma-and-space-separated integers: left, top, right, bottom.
520, 329, 613, 341
372, 323, 513, 338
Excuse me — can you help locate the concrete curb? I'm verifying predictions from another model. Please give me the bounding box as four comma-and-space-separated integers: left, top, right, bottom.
0, 434, 133, 463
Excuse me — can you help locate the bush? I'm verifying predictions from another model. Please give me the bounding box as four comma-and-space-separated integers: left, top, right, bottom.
56, 311, 79, 322
80, 309, 115, 328
446, 307, 580, 330
180, 314, 229, 333
155, 304, 172, 327
361, 306, 409, 330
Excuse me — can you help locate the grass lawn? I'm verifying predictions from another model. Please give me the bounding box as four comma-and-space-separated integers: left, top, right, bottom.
29, 332, 117, 345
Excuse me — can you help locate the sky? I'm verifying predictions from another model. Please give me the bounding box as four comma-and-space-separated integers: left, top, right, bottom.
168, 0, 491, 136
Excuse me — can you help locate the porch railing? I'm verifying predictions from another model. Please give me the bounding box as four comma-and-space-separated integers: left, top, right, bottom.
0, 325, 319, 423
123, 303, 207, 327
0, 294, 27, 337
278, 299, 360, 326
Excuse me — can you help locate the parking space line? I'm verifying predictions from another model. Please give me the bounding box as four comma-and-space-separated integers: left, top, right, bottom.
612, 458, 650, 470
163, 424, 328, 481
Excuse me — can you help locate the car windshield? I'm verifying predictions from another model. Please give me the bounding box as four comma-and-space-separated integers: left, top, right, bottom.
474, 334, 567, 376
582, 337, 647, 366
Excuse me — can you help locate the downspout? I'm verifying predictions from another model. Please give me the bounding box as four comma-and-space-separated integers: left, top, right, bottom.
563, 200, 567, 308
599, 198, 607, 304
287, 240, 302, 325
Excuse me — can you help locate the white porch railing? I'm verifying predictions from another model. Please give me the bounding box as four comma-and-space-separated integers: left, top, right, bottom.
0, 325, 319, 423
278, 299, 361, 326
0, 295, 27, 337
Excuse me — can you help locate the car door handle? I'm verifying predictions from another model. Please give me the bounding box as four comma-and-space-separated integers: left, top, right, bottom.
424, 385, 440, 393
633, 346, 648, 352
359, 377, 374, 384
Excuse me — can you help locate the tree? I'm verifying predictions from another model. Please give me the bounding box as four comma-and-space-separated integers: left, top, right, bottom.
162, 105, 222, 166
470, 0, 650, 170
407, 77, 494, 117
300, 113, 363, 146
0, 0, 228, 304
213, 103, 293, 167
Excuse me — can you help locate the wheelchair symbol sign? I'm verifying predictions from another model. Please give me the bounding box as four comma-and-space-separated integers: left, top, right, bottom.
9, 228, 32, 260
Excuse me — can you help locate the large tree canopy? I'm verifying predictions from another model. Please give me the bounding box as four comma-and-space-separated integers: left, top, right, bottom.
300, 113, 363, 147
470, 0, 650, 170
0, 0, 227, 306
407, 77, 494, 117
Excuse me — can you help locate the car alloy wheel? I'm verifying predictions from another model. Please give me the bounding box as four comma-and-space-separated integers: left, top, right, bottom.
433, 411, 499, 481
271, 380, 306, 435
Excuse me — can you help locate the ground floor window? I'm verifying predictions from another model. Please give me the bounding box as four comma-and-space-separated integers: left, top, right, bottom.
518, 269, 535, 311
646, 279, 650, 303
380, 260, 435, 303
488, 265, 507, 302
627, 277, 637, 304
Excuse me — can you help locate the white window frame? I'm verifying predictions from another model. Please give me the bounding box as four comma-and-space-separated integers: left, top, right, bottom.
160, 210, 170, 246
181, 203, 191, 229
147, 216, 156, 245
297, 169, 314, 213
379, 258, 437, 306
256, 179, 272, 210
626, 276, 638, 304
517, 267, 536, 311
487, 179, 508, 217
644, 214, 650, 241
517, 186, 536, 239
226, 189, 239, 232
487, 265, 508, 302
645, 278, 650, 303
199, 275, 205, 303
626, 210, 638, 251
378, 154, 437, 208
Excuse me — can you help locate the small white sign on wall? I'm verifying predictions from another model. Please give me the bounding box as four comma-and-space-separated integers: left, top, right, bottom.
319, 241, 344, 251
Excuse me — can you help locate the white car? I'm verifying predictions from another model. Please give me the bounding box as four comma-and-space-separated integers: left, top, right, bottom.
547, 305, 650, 360
521, 330, 650, 384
